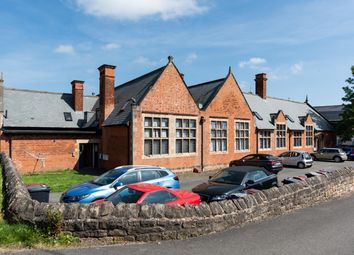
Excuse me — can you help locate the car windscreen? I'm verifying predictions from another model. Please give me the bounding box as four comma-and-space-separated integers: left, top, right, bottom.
107, 187, 144, 205
92, 169, 125, 186
304, 152, 312, 159
210, 169, 246, 185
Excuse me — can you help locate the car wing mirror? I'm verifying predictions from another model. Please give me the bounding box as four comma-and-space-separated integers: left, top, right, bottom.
245, 180, 255, 186
113, 182, 123, 189
208, 176, 212, 180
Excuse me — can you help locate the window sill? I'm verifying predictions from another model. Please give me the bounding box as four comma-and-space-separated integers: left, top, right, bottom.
210, 151, 228, 155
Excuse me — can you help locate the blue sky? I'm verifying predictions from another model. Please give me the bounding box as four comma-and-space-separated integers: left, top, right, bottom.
1, 0, 354, 105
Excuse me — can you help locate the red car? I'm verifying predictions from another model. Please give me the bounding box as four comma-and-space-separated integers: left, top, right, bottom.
93, 183, 201, 206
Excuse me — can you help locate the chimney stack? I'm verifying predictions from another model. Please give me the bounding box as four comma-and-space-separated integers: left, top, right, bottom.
98, 64, 116, 126
255, 73, 267, 99
71, 80, 84, 112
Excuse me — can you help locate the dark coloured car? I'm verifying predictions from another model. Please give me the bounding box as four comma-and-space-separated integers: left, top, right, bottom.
341, 147, 354, 160
192, 166, 278, 202
229, 154, 283, 174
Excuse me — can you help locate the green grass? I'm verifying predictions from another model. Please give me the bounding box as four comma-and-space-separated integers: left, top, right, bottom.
22, 169, 96, 193
0, 168, 79, 248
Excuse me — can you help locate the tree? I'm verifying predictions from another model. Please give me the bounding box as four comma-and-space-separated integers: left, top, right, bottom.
336, 66, 354, 141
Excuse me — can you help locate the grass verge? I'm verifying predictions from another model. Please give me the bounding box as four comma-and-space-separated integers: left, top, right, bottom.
0, 168, 79, 248
22, 169, 95, 192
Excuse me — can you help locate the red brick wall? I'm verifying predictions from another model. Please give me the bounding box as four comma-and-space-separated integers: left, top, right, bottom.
0, 134, 96, 173
101, 125, 130, 169
201, 74, 255, 168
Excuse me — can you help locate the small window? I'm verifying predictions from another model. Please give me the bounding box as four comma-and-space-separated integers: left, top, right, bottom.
141, 190, 177, 204
140, 170, 161, 181
253, 112, 263, 120
119, 171, 138, 185
64, 112, 73, 121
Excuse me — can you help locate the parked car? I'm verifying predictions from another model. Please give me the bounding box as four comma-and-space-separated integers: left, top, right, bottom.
229, 154, 283, 174
192, 166, 278, 202
311, 148, 348, 162
278, 150, 313, 168
94, 183, 201, 205
341, 147, 354, 160
60, 166, 180, 203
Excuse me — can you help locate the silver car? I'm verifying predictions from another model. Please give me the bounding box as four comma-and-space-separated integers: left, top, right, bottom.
279, 151, 313, 169
311, 148, 348, 162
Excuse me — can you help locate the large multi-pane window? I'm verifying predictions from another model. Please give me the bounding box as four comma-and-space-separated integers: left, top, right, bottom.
210, 120, 227, 152
293, 131, 302, 147
276, 124, 286, 148
235, 121, 249, 151
259, 130, 271, 149
176, 118, 197, 154
144, 117, 169, 156
306, 125, 313, 146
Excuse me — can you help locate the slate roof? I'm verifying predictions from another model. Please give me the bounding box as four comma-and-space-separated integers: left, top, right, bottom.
2, 88, 98, 129
103, 66, 165, 126
244, 93, 333, 131
314, 105, 343, 123
188, 78, 225, 109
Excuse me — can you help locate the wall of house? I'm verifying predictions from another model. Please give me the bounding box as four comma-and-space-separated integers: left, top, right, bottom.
101, 125, 130, 169
0, 133, 97, 173
201, 74, 256, 170
132, 63, 201, 170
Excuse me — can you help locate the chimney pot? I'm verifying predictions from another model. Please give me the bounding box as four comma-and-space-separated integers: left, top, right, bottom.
71, 80, 84, 112
255, 73, 267, 99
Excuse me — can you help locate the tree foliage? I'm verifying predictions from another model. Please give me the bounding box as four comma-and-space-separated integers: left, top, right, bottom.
336, 66, 354, 141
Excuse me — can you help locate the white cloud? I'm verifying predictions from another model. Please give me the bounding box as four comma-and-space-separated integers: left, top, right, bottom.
102, 43, 121, 50
54, 44, 75, 54
185, 52, 198, 64
290, 62, 303, 74
133, 56, 157, 66
73, 0, 208, 20
239, 57, 267, 68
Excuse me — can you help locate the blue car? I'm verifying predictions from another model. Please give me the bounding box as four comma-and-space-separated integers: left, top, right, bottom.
60, 166, 180, 203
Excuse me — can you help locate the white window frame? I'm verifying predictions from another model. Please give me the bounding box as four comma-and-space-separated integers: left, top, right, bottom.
175, 118, 197, 154
210, 119, 228, 153
276, 123, 287, 149
234, 120, 250, 152
143, 116, 169, 156
293, 131, 302, 148
305, 125, 314, 147
259, 130, 272, 150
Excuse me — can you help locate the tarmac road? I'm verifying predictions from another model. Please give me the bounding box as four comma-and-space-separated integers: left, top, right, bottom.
8, 190, 354, 255
49, 160, 353, 203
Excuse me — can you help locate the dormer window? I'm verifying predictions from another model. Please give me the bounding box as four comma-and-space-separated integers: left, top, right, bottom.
285, 114, 294, 123
64, 112, 73, 121
253, 111, 263, 120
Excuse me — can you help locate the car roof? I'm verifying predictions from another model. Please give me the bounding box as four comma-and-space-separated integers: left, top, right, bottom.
112, 165, 169, 173
224, 166, 268, 173
127, 183, 168, 192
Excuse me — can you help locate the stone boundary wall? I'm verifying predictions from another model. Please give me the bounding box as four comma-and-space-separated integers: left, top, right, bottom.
1, 153, 354, 241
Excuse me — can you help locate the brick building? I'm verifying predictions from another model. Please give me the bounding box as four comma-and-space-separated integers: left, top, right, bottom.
0, 57, 335, 173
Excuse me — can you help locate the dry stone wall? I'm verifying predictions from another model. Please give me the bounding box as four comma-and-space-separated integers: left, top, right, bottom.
1, 153, 354, 241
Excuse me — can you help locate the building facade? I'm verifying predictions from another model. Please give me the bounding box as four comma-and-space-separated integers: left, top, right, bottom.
0, 57, 336, 173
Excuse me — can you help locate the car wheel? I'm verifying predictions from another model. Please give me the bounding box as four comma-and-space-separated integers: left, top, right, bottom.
334, 156, 342, 163
297, 162, 305, 169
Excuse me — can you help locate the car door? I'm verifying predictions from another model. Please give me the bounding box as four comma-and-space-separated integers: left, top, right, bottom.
243, 171, 265, 190
317, 149, 326, 160
279, 152, 291, 165
289, 152, 300, 166
139, 170, 162, 185
117, 171, 139, 185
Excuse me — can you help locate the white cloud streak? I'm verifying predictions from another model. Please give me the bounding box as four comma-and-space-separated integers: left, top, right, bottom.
54, 44, 75, 54
133, 56, 157, 66
239, 57, 267, 68
185, 52, 198, 64
102, 42, 121, 50
74, 0, 208, 20
290, 62, 303, 74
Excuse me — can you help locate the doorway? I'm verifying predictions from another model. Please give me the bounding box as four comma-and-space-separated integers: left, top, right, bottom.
79, 143, 99, 169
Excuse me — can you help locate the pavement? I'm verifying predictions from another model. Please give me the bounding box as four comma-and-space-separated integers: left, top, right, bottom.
49, 160, 354, 203
8, 188, 354, 255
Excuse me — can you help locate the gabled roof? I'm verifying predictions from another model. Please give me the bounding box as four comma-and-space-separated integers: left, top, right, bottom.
188, 78, 226, 109
244, 93, 333, 131
2, 88, 98, 130
314, 105, 343, 122
103, 66, 166, 126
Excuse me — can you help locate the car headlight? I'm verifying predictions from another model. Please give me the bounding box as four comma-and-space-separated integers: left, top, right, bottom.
64, 194, 90, 202
211, 195, 227, 201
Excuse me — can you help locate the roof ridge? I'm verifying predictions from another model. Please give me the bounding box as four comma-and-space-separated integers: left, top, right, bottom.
189, 78, 225, 88
4, 87, 98, 98
243, 92, 306, 105
115, 65, 165, 90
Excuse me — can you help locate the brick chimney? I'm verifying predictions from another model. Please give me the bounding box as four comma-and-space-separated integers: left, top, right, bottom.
98, 64, 116, 125
255, 73, 267, 99
71, 80, 84, 112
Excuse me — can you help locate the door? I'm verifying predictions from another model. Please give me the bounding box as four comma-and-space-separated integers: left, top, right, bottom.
79, 143, 99, 169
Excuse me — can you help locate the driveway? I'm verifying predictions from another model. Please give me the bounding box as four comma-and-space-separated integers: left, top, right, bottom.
49, 160, 353, 203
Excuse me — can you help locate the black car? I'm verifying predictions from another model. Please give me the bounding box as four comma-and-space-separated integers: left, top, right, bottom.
192, 166, 278, 202
341, 146, 354, 160
229, 154, 283, 174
